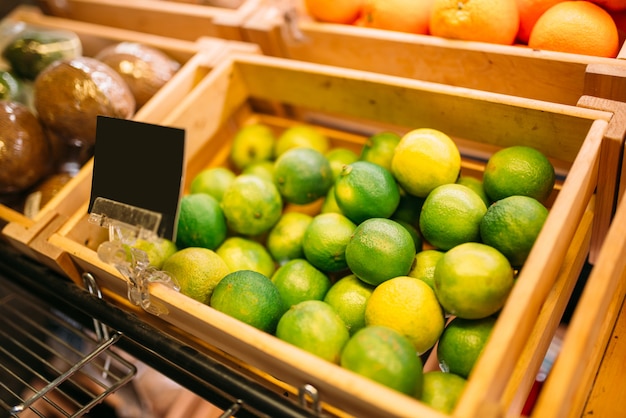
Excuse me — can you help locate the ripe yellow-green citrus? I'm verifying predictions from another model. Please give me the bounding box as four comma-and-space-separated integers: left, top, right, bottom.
229, 123, 276, 171
345, 218, 416, 286
276, 300, 349, 364
365, 276, 445, 354
275, 124, 330, 157
273, 147, 334, 205
271, 259, 332, 308
391, 128, 461, 197
480, 195, 549, 267
321, 185, 342, 214
242, 160, 275, 184
420, 371, 467, 413
302, 212, 357, 273
392, 190, 425, 228
189, 166, 235, 202
325, 147, 359, 180
408, 249, 445, 290
161, 247, 230, 305
482, 145, 556, 203
216, 236, 276, 278
434, 242, 514, 319
220, 174, 283, 236
456, 175, 490, 207
267, 212, 313, 263
437, 315, 497, 379
359, 131, 401, 172
323, 274, 375, 335
419, 183, 487, 251
340, 325, 424, 396
129, 237, 177, 269
176, 193, 227, 250
210, 270, 284, 333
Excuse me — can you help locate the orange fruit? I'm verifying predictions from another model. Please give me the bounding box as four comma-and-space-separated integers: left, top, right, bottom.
429, 0, 520, 45
515, 0, 566, 44
359, 0, 433, 34
303, 0, 364, 24
590, 0, 626, 12
528, 1, 620, 58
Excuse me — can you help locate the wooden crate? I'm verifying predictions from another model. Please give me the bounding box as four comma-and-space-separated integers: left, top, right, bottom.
530, 106, 626, 418
37, 0, 264, 42
42, 54, 623, 417
0, 6, 259, 281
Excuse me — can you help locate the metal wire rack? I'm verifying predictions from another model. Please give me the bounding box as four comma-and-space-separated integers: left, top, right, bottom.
0, 283, 136, 418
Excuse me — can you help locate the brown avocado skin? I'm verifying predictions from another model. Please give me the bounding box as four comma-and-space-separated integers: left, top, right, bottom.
33, 56, 135, 147
0, 100, 51, 194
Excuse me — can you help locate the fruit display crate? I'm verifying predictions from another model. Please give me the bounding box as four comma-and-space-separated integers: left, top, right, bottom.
36, 53, 624, 418
0, 6, 259, 281
37, 0, 264, 43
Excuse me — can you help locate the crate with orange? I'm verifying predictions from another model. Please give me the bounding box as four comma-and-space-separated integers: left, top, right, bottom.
33, 53, 626, 417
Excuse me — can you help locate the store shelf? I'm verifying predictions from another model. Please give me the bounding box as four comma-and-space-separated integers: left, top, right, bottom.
0, 240, 318, 418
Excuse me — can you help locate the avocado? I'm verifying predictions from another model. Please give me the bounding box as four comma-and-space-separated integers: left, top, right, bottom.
33, 56, 135, 147
0, 100, 52, 194
95, 42, 180, 109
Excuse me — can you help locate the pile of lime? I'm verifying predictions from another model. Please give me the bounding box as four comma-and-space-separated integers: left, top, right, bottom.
148, 121, 555, 411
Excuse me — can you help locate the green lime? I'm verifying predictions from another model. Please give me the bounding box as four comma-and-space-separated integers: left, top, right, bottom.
321, 185, 343, 214
323, 274, 375, 335
420, 371, 467, 413
176, 193, 227, 250
392, 190, 425, 228
302, 212, 356, 273
189, 167, 236, 202
273, 147, 334, 205
275, 124, 330, 157
242, 160, 275, 184
216, 236, 276, 278
340, 325, 423, 396
267, 212, 314, 263
129, 237, 177, 269
359, 131, 401, 172
271, 259, 331, 308
210, 270, 284, 333
229, 123, 276, 171
456, 175, 490, 207
407, 249, 444, 290
325, 147, 359, 180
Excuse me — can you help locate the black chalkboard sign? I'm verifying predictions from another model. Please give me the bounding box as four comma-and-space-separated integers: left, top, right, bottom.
89, 116, 185, 240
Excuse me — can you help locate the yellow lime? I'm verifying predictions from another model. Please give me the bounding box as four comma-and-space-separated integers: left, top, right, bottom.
391, 128, 461, 198
273, 147, 334, 205
340, 325, 424, 396
271, 258, 331, 308
176, 193, 227, 250
482, 145, 556, 203
302, 212, 357, 273
210, 270, 284, 333
408, 249, 445, 290
480, 195, 549, 267
216, 236, 276, 278
189, 166, 236, 202
320, 185, 343, 214
420, 371, 467, 413
325, 147, 359, 180
419, 183, 487, 251
242, 160, 275, 184
267, 212, 314, 263
334, 161, 400, 224
365, 276, 445, 354
229, 123, 276, 171
220, 174, 283, 236
360, 131, 401, 172
345, 218, 416, 286
456, 175, 490, 207
276, 300, 350, 363
274, 124, 330, 157
161, 247, 230, 304
323, 274, 375, 335
434, 242, 514, 319
437, 315, 496, 379
127, 237, 177, 270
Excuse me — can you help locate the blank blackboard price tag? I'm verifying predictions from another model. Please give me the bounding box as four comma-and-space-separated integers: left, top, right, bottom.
89, 116, 185, 241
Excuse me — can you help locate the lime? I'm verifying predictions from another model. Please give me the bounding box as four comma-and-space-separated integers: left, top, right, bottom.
323, 274, 375, 335
437, 315, 497, 378
302, 212, 357, 273
275, 124, 330, 157
360, 131, 401, 172
325, 147, 359, 180
210, 270, 284, 333
229, 123, 275, 171
345, 218, 416, 286
176, 193, 227, 250
407, 249, 445, 290
434, 242, 514, 319
216, 236, 276, 278
391, 128, 461, 198
420, 371, 467, 413
320, 185, 343, 214
480, 195, 549, 267
365, 276, 445, 354
273, 147, 334, 205
267, 212, 314, 263
161, 247, 230, 304
242, 160, 275, 184
396, 220, 423, 253
392, 190, 425, 228
129, 237, 177, 269
221, 174, 283, 236
482, 145, 556, 203
456, 175, 490, 207
340, 325, 424, 396
189, 167, 236, 202
271, 259, 332, 308
419, 183, 488, 251
276, 300, 350, 363
334, 161, 400, 224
